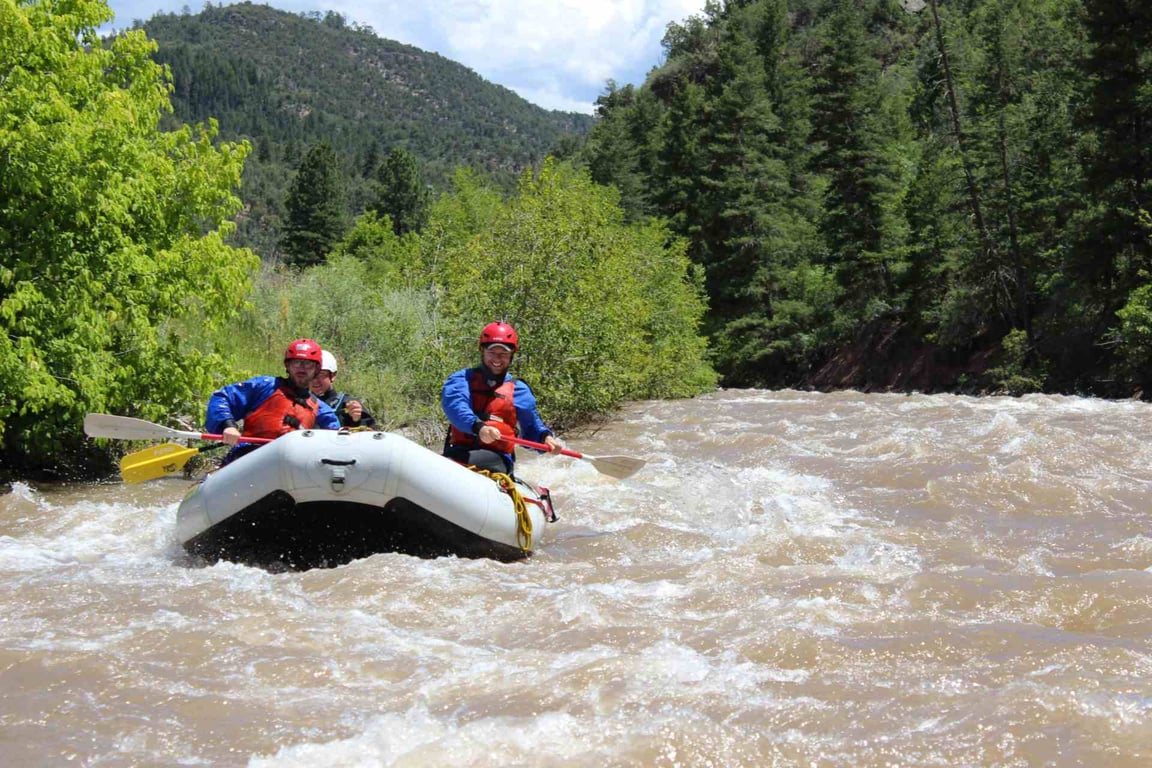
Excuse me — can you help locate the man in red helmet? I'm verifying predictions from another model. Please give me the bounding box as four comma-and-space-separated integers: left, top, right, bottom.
205, 338, 340, 465
441, 321, 563, 474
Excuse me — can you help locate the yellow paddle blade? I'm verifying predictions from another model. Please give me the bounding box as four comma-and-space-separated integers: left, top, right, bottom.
119, 443, 198, 484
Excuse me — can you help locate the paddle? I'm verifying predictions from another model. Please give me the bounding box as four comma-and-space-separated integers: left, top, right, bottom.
119, 442, 225, 483
84, 413, 272, 445
505, 435, 645, 480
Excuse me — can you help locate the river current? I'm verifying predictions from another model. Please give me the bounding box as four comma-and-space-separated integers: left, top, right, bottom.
1, 389, 1150, 766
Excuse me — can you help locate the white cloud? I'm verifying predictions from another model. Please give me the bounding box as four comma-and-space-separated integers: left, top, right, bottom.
102, 0, 710, 112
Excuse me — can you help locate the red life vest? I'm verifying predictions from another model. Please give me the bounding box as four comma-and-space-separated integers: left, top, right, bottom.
448, 370, 518, 454
242, 379, 322, 440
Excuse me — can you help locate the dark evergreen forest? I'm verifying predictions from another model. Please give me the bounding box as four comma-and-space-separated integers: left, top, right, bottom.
579, 0, 1152, 395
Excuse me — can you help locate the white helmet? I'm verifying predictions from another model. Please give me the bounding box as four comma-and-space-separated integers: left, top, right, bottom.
320, 350, 338, 375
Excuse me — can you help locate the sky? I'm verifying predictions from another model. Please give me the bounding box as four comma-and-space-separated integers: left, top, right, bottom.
99, 0, 711, 114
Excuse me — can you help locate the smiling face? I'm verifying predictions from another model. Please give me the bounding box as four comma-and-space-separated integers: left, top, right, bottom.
481, 344, 513, 375
310, 368, 334, 396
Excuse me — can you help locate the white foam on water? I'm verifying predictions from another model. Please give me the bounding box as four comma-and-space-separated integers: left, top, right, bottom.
5, 480, 40, 503
0, 533, 77, 570
1117, 535, 1152, 558
1074, 690, 1152, 726
554, 585, 606, 625
1013, 547, 1056, 576
246, 632, 811, 767
832, 541, 923, 580
248, 707, 625, 767
0, 482, 180, 568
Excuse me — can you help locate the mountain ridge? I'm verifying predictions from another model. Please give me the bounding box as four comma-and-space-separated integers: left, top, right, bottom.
134, 2, 595, 254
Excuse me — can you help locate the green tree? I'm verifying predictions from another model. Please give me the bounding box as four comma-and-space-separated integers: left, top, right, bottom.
1073, 0, 1152, 326
582, 82, 660, 222
235, 162, 714, 434
138, 4, 595, 257
962, 0, 1085, 385
373, 147, 431, 236
651, 12, 716, 247
645, 1, 831, 384
907, 0, 1085, 384
810, 0, 909, 313
706, 0, 829, 383
361, 141, 382, 178
281, 140, 346, 267
0, 0, 257, 476
423, 159, 714, 423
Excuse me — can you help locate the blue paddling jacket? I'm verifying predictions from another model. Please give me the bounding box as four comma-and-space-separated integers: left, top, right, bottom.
206, 375, 340, 463
441, 367, 553, 466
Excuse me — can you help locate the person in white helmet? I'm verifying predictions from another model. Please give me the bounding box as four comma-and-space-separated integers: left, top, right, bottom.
309, 350, 376, 428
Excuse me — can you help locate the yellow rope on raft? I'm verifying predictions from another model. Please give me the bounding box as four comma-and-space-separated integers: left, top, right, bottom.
467, 467, 533, 552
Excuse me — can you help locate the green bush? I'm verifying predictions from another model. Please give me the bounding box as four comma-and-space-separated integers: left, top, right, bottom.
232, 159, 715, 440
229, 256, 448, 434
1, 2, 256, 475
987, 329, 1046, 395
1114, 272, 1152, 385
416, 159, 716, 427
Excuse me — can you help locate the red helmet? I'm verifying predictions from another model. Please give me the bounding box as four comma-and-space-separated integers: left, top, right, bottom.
479, 321, 518, 351
284, 338, 323, 364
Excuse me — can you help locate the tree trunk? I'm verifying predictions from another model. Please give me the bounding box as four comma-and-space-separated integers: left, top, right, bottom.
997, 98, 1028, 339
928, 0, 995, 262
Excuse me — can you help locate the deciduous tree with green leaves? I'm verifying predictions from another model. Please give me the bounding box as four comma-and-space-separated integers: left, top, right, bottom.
0, 0, 257, 477
229, 161, 714, 436
421, 159, 715, 425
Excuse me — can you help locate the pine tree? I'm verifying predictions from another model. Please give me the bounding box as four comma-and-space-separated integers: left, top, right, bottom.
703, 0, 829, 383
362, 141, 382, 179
650, 12, 717, 245
961, 0, 1084, 344
373, 147, 431, 236
1075, 0, 1152, 307
282, 141, 346, 267
810, 0, 909, 312
584, 84, 642, 216
906, 0, 1009, 349
695, 8, 794, 321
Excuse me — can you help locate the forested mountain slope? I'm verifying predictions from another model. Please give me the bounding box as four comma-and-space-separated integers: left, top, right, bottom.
136, 2, 593, 254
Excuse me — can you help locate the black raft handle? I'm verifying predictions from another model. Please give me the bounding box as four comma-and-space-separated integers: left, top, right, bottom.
321, 458, 357, 466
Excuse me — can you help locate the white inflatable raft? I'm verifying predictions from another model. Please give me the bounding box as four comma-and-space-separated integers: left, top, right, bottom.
176, 429, 554, 569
